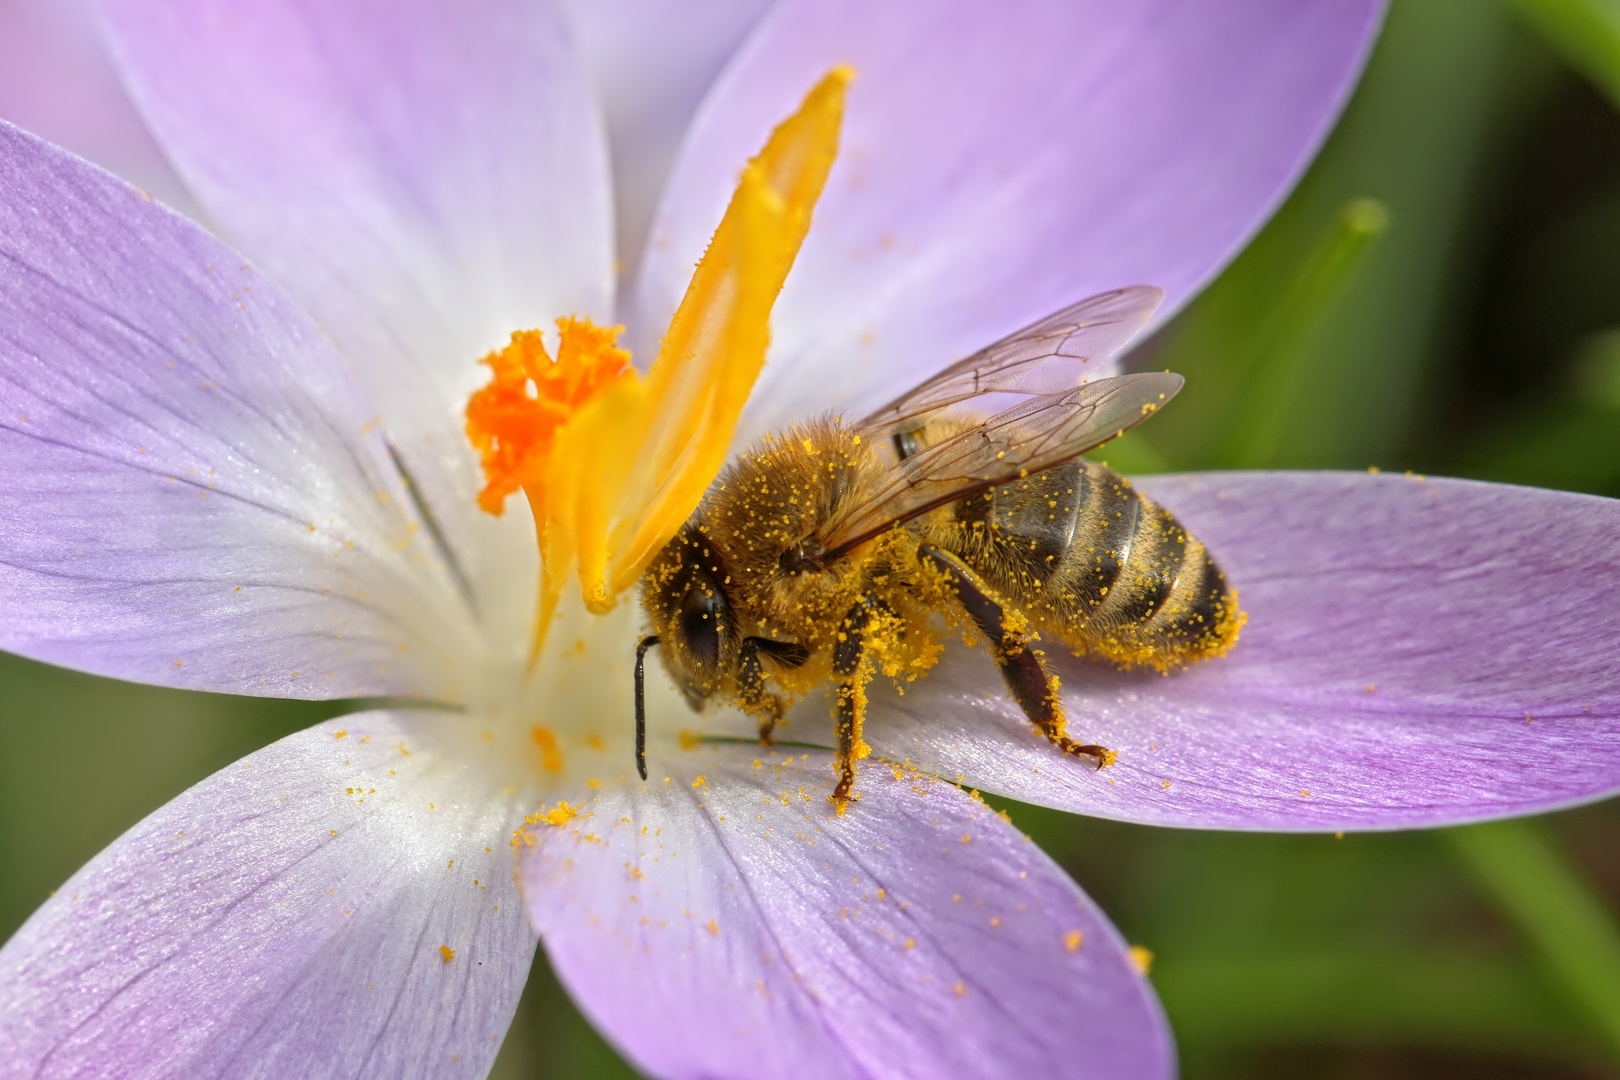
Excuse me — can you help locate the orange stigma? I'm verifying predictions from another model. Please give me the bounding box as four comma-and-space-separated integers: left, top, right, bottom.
464, 66, 851, 654
464, 319, 633, 517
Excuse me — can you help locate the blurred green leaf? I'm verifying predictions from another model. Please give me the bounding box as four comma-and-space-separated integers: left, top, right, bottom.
1156, 948, 1599, 1060
1454, 401, 1620, 495
1513, 0, 1620, 108
1215, 197, 1391, 469
1576, 328, 1620, 407
1448, 819, 1620, 1060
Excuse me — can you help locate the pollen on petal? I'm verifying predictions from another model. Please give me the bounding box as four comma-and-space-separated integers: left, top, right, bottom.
529, 801, 579, 827
439, 945, 455, 963
530, 725, 565, 773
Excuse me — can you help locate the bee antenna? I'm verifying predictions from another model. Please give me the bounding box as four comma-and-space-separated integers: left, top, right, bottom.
634, 636, 660, 781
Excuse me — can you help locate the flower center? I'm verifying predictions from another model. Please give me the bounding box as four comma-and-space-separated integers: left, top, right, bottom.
464, 68, 850, 661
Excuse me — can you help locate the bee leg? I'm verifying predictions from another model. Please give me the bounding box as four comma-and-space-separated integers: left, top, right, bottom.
737, 637, 782, 746
757, 705, 782, 747
918, 544, 1112, 771
831, 597, 885, 813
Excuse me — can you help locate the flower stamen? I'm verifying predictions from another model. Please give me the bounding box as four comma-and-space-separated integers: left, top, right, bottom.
465, 67, 852, 656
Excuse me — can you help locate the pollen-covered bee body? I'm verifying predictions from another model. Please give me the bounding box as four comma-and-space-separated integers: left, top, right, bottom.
635, 287, 1243, 808
640, 418, 936, 713
696, 419, 891, 644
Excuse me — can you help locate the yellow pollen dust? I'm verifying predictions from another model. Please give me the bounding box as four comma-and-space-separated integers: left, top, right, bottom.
464, 67, 852, 654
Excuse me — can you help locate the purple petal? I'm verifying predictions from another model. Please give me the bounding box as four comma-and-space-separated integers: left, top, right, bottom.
523, 745, 1171, 1080
100, 0, 612, 621
0, 0, 193, 211
557, 0, 777, 288
0, 0, 124, 140
0, 120, 469, 698
863, 473, 1620, 830
0, 713, 535, 1080
634, 0, 1383, 439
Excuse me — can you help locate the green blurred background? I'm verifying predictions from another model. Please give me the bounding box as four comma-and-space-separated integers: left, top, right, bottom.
8, 0, 1620, 1076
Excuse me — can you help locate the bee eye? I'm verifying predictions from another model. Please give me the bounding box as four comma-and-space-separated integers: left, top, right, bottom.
679, 586, 725, 665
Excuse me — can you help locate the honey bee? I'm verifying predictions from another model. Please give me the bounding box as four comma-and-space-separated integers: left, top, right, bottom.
635, 286, 1242, 808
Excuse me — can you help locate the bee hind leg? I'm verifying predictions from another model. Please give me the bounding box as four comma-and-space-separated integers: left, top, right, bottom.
918, 544, 1111, 771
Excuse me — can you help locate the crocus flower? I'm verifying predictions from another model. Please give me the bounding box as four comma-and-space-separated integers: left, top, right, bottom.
2, 3, 1617, 1080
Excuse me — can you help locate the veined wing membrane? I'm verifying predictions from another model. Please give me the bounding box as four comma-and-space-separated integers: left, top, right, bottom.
822, 372, 1184, 560
856, 286, 1164, 436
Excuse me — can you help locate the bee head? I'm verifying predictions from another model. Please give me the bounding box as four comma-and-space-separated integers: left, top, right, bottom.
640, 524, 738, 707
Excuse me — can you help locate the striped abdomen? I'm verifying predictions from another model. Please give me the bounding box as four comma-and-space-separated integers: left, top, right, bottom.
920, 459, 1241, 669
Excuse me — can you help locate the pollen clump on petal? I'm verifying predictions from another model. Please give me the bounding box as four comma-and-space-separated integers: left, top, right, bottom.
528, 801, 579, 827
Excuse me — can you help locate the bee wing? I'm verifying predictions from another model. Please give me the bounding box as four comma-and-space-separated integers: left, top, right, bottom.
821, 372, 1182, 561
856, 285, 1164, 436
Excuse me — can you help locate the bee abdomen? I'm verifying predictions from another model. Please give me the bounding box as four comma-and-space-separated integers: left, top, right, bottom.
1145, 535, 1236, 656
936, 460, 1240, 669
1058, 465, 1239, 666
1088, 494, 1184, 628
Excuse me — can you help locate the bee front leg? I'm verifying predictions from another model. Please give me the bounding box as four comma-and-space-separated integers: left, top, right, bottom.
737, 637, 783, 746
757, 702, 783, 747
918, 544, 1112, 770
830, 597, 885, 813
